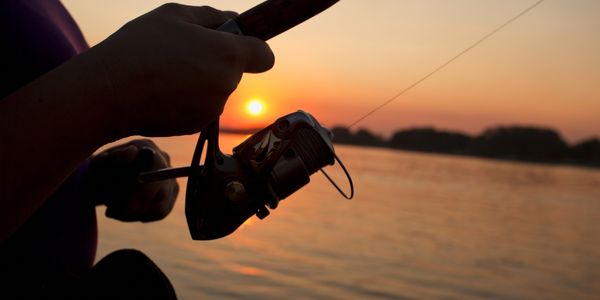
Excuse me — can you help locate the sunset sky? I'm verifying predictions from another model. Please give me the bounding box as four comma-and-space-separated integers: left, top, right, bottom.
62, 0, 600, 143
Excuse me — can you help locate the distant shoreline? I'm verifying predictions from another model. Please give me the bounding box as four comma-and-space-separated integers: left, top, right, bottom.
330, 125, 600, 169
220, 127, 261, 135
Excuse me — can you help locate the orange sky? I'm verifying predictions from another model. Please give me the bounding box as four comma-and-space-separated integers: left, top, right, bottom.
62, 0, 600, 143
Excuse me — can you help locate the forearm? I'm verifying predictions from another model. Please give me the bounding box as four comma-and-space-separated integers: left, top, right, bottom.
0, 48, 120, 243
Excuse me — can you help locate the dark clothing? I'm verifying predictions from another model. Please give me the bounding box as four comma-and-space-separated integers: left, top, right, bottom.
0, 161, 98, 297
0, 0, 87, 99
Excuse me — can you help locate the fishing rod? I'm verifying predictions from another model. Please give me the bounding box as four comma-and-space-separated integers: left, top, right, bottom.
139, 0, 353, 240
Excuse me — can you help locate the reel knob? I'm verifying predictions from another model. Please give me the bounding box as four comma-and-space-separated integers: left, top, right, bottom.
224, 180, 246, 202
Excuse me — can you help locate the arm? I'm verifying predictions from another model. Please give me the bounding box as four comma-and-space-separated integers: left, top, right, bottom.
0, 4, 274, 243
0, 49, 115, 243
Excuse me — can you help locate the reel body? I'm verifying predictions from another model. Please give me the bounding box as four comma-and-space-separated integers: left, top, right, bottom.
186, 111, 341, 240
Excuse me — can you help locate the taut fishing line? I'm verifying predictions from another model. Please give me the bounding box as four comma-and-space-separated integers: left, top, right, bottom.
347, 0, 546, 129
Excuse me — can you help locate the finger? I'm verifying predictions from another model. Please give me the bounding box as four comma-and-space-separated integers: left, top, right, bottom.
113, 140, 172, 170
237, 36, 275, 73
105, 186, 147, 222
126, 138, 158, 150
99, 139, 155, 157
124, 182, 162, 221
97, 142, 137, 156
92, 144, 138, 164
157, 4, 238, 28
121, 139, 172, 169
140, 186, 174, 222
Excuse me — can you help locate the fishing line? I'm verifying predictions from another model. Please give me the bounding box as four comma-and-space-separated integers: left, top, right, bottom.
347, 0, 546, 129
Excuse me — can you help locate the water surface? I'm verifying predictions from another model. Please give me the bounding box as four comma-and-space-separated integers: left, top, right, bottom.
97, 134, 600, 299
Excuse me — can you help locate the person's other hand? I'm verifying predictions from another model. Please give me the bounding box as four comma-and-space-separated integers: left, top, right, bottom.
92, 4, 275, 137
88, 139, 179, 222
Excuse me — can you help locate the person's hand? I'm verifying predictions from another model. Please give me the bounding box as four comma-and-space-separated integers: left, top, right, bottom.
88, 139, 179, 222
91, 4, 275, 137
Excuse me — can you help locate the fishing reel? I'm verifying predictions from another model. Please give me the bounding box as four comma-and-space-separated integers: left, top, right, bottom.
140, 111, 353, 240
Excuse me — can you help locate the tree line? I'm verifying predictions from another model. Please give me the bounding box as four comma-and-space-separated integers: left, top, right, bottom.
331, 126, 600, 167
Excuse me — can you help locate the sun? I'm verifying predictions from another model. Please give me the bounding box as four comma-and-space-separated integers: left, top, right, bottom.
246, 99, 265, 117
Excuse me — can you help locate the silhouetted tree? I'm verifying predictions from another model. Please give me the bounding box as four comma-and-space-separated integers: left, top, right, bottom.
570, 138, 600, 166
469, 126, 569, 162
354, 128, 385, 147
331, 127, 384, 147
328, 125, 598, 168
388, 127, 472, 154
331, 126, 354, 144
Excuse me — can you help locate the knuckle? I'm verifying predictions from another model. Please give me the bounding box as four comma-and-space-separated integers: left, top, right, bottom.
222, 10, 239, 19
157, 2, 182, 13
198, 6, 229, 22
119, 19, 138, 32
161, 151, 171, 163
129, 138, 158, 149
198, 5, 220, 15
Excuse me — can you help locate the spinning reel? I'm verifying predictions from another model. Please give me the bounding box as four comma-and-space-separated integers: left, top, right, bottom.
140, 111, 353, 240
140, 0, 352, 240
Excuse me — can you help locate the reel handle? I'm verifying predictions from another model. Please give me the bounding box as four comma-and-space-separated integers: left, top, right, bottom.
138, 166, 192, 183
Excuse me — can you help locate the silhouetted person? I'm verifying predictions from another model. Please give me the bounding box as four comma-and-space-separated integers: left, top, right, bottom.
0, 1, 274, 298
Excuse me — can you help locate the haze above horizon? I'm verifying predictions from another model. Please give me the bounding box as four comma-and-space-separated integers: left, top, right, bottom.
63, 0, 600, 142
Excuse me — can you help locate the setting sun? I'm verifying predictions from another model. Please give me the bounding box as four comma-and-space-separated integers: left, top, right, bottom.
246, 99, 265, 117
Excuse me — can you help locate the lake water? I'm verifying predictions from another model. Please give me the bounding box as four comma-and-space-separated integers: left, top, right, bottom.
96, 134, 600, 299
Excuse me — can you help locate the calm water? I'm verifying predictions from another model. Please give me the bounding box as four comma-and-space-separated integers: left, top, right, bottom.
97, 134, 600, 299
